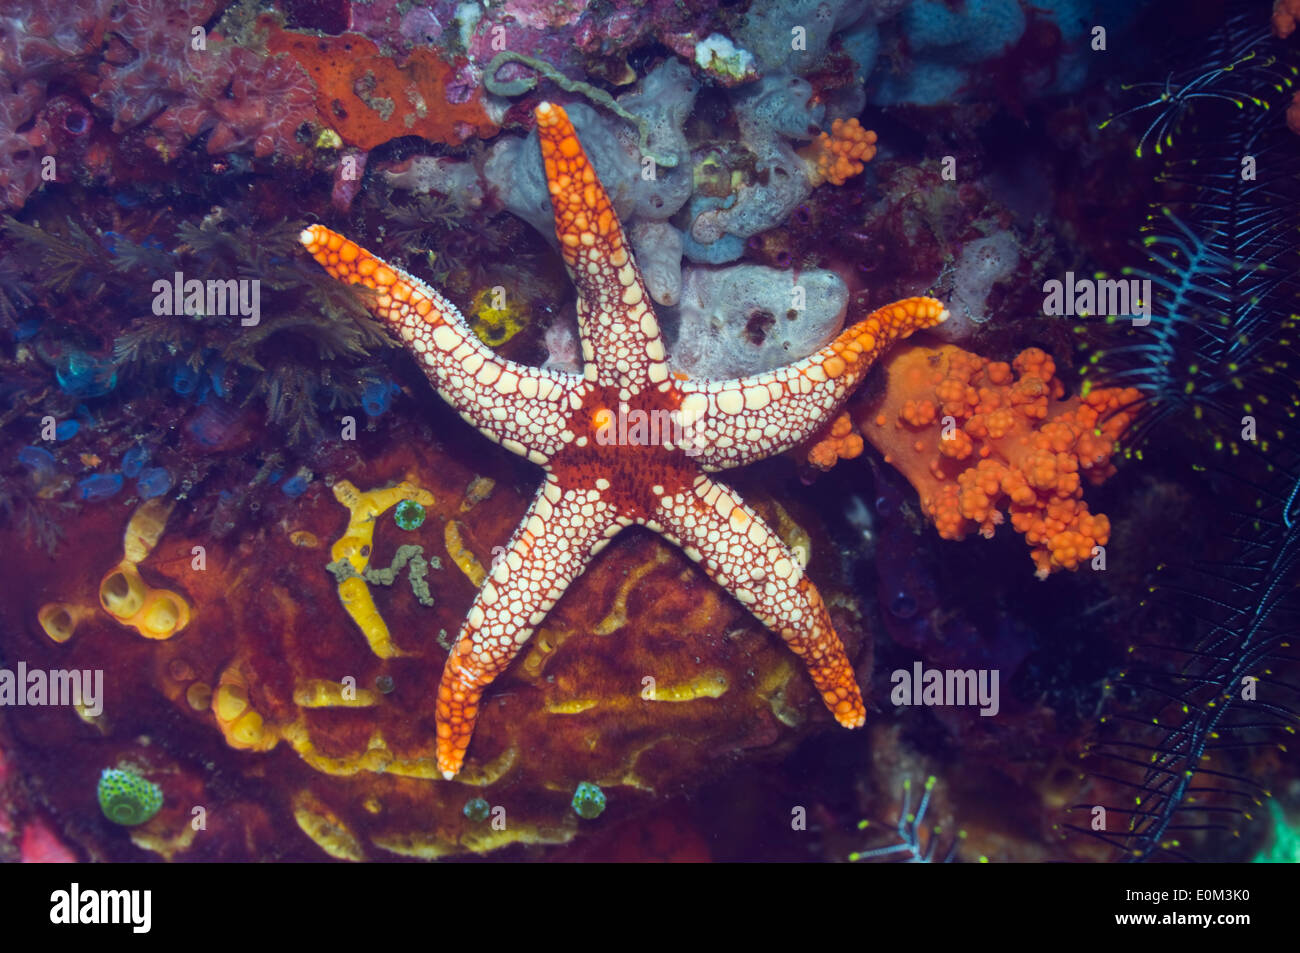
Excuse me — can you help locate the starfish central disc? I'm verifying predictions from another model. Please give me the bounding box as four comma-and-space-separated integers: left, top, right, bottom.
302, 101, 948, 779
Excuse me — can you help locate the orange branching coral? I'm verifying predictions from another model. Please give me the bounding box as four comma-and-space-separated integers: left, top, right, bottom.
807, 412, 864, 469
1273, 0, 1300, 38
803, 118, 878, 186
859, 343, 1141, 579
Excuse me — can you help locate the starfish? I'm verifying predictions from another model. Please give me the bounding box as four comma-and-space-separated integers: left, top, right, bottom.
302, 101, 948, 779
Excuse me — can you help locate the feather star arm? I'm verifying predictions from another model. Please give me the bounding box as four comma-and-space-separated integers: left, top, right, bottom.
300, 224, 586, 462
646, 474, 866, 726
435, 475, 625, 778
535, 101, 671, 400
675, 297, 949, 471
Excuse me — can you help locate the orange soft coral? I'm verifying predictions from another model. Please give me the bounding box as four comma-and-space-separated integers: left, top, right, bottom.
858, 343, 1140, 579
1273, 0, 1300, 37
807, 412, 865, 469
802, 117, 878, 186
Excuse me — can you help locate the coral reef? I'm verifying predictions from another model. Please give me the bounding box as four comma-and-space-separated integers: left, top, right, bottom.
1, 0, 1292, 868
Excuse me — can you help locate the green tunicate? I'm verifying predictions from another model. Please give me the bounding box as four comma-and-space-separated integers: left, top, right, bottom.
463, 797, 491, 823
571, 781, 606, 820
98, 767, 163, 826
395, 499, 426, 530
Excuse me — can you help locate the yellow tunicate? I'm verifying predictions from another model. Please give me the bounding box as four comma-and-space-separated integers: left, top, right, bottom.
99, 560, 192, 640
186, 682, 212, 711
230, 710, 267, 747
467, 286, 528, 347
292, 791, 365, 862
592, 549, 670, 635
444, 520, 486, 587
333, 479, 433, 528
546, 698, 599, 715
137, 590, 190, 640
290, 530, 321, 548
336, 575, 396, 657
122, 498, 175, 564
37, 603, 92, 643
293, 678, 380, 708
212, 665, 279, 753
328, 478, 435, 658
330, 534, 370, 570
100, 561, 148, 619
215, 681, 249, 722
373, 822, 576, 859
647, 670, 729, 702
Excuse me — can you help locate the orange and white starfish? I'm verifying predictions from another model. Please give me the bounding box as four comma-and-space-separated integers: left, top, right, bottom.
302, 101, 947, 778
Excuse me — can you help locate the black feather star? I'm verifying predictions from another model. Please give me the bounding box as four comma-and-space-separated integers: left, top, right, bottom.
1070, 3, 1300, 862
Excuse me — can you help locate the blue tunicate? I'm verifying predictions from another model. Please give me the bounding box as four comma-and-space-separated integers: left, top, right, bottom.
136, 467, 172, 500
54, 419, 79, 440
77, 473, 124, 502
281, 475, 309, 497
56, 351, 117, 398
172, 362, 200, 396
121, 445, 150, 477
18, 446, 56, 474
361, 379, 400, 417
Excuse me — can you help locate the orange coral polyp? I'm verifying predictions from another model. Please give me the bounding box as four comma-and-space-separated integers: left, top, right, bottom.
807, 412, 866, 469
860, 343, 1140, 578
803, 117, 879, 186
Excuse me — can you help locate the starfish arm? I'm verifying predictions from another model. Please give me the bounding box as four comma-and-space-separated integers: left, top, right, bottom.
301, 224, 586, 462
535, 101, 670, 398
647, 474, 867, 728
675, 297, 949, 470
436, 475, 625, 778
